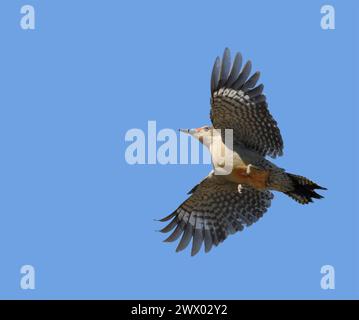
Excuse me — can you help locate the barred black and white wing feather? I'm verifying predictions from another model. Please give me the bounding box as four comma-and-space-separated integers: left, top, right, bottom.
159, 174, 273, 256
210, 48, 284, 158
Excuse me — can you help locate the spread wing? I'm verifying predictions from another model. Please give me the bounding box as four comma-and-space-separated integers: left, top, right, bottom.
159, 174, 273, 256
210, 48, 284, 158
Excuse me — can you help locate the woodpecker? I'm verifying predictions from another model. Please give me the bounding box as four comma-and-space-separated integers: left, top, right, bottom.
159, 48, 326, 256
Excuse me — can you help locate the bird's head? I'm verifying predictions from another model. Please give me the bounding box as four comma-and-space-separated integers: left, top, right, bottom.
179, 126, 219, 146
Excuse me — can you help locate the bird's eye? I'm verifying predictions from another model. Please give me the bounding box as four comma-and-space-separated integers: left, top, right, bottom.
203, 126, 210, 131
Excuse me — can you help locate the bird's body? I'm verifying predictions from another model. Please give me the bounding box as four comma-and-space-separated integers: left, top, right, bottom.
205, 135, 269, 190
159, 48, 326, 256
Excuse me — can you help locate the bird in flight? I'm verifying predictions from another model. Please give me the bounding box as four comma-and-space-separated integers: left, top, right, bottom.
159, 48, 326, 256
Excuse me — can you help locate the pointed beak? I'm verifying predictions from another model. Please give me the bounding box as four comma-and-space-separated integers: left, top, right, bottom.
179, 128, 197, 135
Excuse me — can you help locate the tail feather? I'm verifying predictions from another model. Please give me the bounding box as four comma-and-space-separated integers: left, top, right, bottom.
284, 173, 327, 204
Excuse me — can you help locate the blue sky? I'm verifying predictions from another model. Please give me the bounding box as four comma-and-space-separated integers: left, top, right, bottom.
0, 0, 357, 299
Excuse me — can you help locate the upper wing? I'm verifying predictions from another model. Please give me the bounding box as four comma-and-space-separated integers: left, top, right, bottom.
159, 174, 273, 256
210, 48, 284, 158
